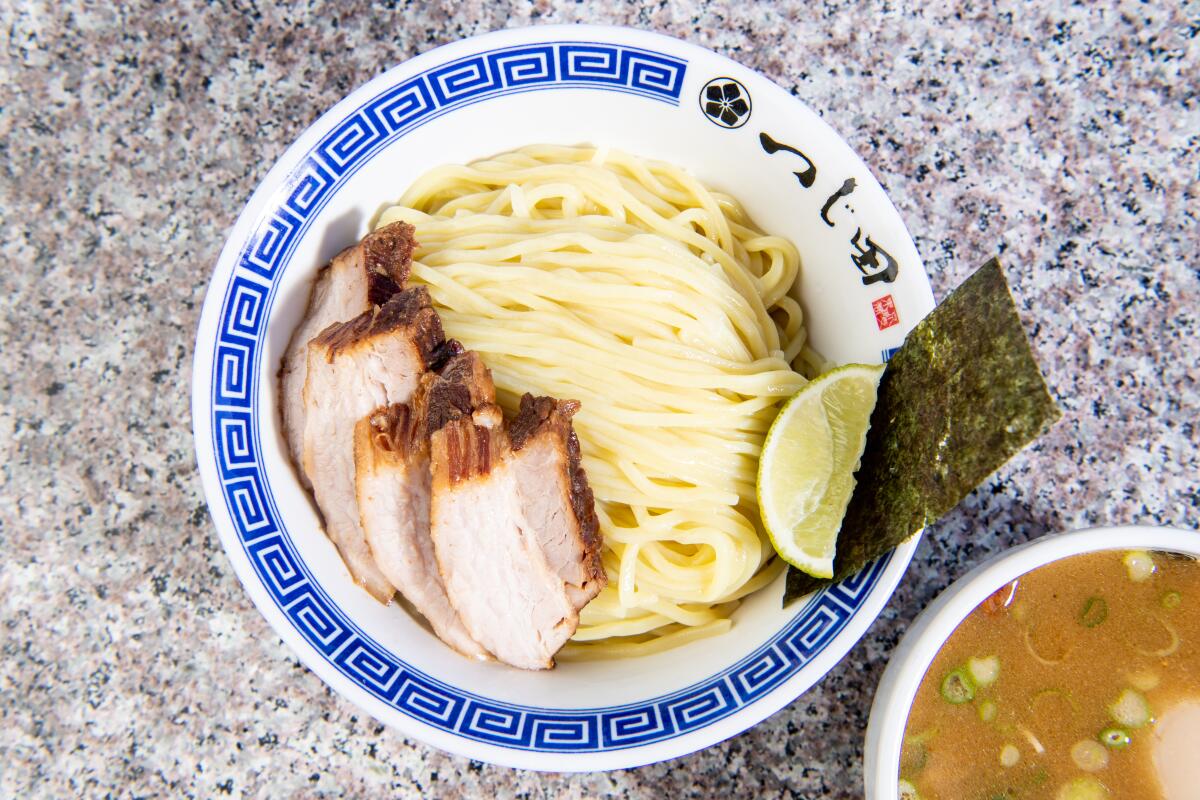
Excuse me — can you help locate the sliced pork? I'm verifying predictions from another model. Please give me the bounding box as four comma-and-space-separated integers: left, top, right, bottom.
508, 395, 607, 609
429, 404, 578, 670
302, 287, 446, 603
279, 225, 607, 659
279, 221, 415, 489
353, 355, 492, 660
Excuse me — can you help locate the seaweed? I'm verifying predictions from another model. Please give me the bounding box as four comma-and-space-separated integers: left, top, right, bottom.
784, 258, 1062, 604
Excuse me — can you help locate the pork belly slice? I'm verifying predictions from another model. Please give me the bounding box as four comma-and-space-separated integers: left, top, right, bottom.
279, 221, 415, 490
352, 358, 492, 660
509, 394, 607, 609
302, 286, 445, 603
429, 405, 578, 670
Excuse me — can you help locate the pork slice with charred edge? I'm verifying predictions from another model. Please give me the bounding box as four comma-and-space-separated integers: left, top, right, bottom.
301, 286, 449, 603
353, 350, 491, 659
425, 354, 581, 669
508, 394, 607, 610
279, 221, 415, 490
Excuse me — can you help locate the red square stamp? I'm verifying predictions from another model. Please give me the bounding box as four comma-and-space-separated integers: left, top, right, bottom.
871, 294, 899, 331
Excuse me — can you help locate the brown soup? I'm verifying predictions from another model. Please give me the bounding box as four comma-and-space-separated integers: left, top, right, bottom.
900, 549, 1200, 799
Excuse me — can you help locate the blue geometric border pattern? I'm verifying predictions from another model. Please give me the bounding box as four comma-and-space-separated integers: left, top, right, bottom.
207, 40, 892, 752
234, 42, 685, 281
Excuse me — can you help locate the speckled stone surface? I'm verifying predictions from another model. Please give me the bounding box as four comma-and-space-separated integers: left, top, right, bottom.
1, 1, 1197, 797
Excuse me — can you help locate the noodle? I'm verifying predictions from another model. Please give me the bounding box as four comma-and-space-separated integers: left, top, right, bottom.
376, 145, 810, 655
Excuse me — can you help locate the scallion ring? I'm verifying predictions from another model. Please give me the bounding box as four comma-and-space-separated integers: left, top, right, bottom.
1079, 597, 1108, 627
968, 655, 1000, 687
1109, 688, 1152, 729
940, 668, 976, 704
1099, 727, 1131, 749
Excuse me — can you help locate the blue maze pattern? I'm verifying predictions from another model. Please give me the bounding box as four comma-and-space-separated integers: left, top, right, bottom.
207, 40, 892, 753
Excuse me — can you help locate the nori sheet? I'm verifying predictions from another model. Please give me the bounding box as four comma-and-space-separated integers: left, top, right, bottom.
783, 258, 1062, 604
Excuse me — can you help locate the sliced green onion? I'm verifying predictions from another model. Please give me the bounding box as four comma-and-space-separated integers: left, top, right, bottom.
1127, 669, 1160, 692
901, 738, 929, 773
969, 655, 1001, 687
1024, 622, 1069, 665
1000, 743, 1020, 767
1070, 739, 1109, 772
1011, 600, 1029, 622
1109, 688, 1152, 728
1162, 590, 1182, 610
979, 699, 998, 722
1135, 617, 1180, 658
1018, 724, 1046, 754
1124, 550, 1156, 582
1099, 727, 1131, 749
898, 779, 920, 800
906, 727, 938, 746
1079, 597, 1108, 627
941, 668, 976, 704
1056, 776, 1110, 800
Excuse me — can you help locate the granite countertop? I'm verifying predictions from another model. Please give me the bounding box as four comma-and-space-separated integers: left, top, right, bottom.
2, 1, 1197, 797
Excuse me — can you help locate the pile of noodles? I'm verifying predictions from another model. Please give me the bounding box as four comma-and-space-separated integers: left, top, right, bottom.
377, 145, 814, 656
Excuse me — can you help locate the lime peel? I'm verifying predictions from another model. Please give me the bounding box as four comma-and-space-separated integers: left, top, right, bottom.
757, 363, 884, 578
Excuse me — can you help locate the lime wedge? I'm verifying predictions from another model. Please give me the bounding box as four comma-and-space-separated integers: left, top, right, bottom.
757, 363, 884, 578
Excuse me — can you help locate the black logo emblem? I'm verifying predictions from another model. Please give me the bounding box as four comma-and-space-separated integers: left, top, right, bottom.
700, 78, 751, 129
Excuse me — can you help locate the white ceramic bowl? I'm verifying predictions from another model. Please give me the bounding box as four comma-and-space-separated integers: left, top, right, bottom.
865, 524, 1200, 798
192, 24, 934, 770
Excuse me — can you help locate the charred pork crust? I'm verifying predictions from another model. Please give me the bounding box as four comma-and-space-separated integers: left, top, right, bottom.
510, 394, 603, 565
419, 351, 505, 484
427, 338, 465, 373
363, 350, 493, 464
509, 394, 576, 449
356, 220, 416, 305
424, 351, 496, 434
363, 403, 422, 458
314, 286, 445, 366
432, 407, 506, 484
563, 427, 603, 575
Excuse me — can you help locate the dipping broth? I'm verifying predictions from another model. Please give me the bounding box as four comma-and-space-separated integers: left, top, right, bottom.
900, 549, 1200, 799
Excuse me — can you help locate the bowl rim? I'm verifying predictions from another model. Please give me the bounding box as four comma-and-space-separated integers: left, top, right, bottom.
864, 524, 1200, 798
191, 22, 934, 771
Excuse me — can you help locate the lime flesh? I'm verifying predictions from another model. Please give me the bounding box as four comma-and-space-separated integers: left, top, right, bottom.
757, 363, 884, 578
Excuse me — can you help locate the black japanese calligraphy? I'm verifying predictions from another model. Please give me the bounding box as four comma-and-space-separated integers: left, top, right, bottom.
758, 130, 901, 286
820, 178, 857, 227
758, 132, 816, 188
850, 228, 899, 285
